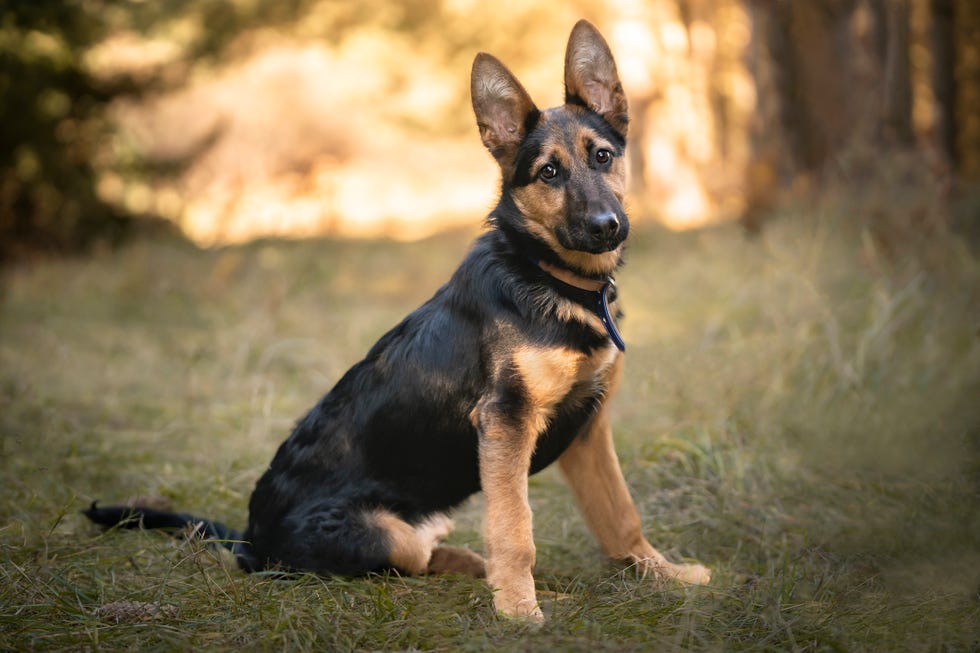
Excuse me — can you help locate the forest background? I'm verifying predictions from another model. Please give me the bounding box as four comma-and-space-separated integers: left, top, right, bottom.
3, 0, 979, 255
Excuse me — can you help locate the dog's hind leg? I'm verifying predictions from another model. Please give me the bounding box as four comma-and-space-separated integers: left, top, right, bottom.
369, 510, 457, 575
370, 510, 485, 577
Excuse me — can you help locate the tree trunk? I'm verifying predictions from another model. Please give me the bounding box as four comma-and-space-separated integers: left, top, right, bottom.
881, 0, 914, 145
955, 0, 980, 178
930, 0, 957, 169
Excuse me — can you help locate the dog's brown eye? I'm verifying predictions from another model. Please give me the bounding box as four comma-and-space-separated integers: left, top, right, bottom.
595, 149, 611, 164
540, 164, 557, 180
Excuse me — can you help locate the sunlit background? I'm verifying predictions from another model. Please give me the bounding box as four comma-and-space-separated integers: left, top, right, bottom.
92, 0, 755, 243
3, 0, 978, 254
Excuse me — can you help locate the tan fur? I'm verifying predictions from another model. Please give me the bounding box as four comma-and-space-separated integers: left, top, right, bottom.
531, 259, 614, 328
477, 409, 542, 621
427, 546, 487, 578
513, 344, 618, 427
551, 244, 624, 276
511, 117, 569, 238
370, 510, 454, 575
512, 346, 582, 436
513, 195, 624, 276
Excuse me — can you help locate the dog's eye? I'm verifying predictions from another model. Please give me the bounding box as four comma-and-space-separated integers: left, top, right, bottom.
595, 149, 612, 165
540, 164, 558, 180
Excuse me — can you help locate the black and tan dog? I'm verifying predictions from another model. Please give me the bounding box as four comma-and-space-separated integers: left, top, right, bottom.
85, 20, 710, 622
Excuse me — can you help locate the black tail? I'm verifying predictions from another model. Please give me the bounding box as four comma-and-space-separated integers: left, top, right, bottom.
83, 502, 258, 572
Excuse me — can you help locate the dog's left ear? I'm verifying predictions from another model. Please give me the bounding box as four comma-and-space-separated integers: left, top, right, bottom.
564, 20, 629, 137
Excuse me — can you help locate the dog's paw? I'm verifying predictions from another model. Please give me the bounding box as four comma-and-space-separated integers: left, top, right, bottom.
494, 592, 544, 624
427, 545, 486, 578
673, 562, 711, 585
636, 555, 712, 586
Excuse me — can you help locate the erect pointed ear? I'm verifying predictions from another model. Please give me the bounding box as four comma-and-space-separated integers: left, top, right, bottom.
471, 52, 539, 169
564, 20, 629, 137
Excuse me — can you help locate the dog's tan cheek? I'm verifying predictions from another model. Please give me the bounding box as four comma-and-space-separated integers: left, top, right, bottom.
513, 185, 566, 233
609, 158, 626, 201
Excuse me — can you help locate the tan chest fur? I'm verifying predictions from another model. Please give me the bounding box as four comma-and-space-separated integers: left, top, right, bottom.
512, 341, 619, 437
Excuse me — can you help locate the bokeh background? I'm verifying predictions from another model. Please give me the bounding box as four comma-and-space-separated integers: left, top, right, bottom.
3, 0, 978, 258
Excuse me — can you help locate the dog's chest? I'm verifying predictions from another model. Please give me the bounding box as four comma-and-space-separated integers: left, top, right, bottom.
525, 344, 617, 474
512, 342, 617, 410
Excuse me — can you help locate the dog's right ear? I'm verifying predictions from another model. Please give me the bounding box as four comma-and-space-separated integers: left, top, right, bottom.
471, 53, 539, 170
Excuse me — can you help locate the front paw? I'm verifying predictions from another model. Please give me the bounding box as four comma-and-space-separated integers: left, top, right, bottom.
637, 555, 712, 585
672, 562, 711, 585
493, 589, 544, 623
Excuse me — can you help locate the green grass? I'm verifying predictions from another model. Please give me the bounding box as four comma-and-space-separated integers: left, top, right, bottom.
1, 210, 978, 651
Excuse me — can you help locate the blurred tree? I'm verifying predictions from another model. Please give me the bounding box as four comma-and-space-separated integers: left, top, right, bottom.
739, 0, 930, 233
881, 0, 913, 146
930, 0, 957, 171
0, 1, 128, 263
0, 0, 328, 264
740, 0, 801, 232
3, 0, 974, 255
951, 0, 980, 179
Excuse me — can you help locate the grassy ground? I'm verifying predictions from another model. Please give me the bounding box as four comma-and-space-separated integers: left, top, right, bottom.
1, 209, 978, 651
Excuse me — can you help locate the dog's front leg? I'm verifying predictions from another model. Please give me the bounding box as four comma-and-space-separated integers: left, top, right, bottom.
477, 410, 543, 622
558, 359, 711, 585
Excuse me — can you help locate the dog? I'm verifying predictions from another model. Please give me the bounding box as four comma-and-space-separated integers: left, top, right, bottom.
85, 20, 711, 622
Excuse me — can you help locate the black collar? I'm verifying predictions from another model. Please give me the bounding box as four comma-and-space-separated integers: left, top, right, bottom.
531, 259, 625, 352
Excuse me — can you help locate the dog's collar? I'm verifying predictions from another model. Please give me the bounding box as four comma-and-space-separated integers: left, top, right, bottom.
535, 259, 606, 293
532, 259, 626, 352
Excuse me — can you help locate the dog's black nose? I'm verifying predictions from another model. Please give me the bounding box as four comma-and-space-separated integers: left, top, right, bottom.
587, 212, 620, 239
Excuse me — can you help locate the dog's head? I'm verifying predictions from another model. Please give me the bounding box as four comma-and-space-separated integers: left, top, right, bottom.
472, 20, 629, 276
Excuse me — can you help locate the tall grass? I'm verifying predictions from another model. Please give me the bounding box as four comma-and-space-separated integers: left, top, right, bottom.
1, 208, 977, 651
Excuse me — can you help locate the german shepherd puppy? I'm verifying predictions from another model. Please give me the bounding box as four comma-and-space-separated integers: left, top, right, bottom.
85, 20, 710, 622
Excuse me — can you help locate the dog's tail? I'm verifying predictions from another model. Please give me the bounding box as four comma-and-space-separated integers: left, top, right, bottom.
82, 502, 259, 572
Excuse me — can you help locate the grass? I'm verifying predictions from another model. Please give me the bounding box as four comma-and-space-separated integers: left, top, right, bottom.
1, 207, 978, 651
